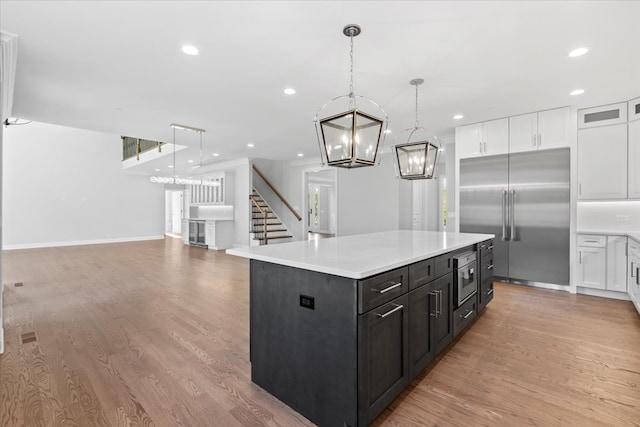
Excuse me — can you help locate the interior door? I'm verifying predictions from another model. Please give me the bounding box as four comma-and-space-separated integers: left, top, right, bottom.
459, 155, 509, 278
508, 148, 570, 285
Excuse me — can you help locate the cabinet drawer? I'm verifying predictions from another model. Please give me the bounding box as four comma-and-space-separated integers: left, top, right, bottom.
453, 295, 477, 338
478, 278, 494, 311
434, 253, 453, 278
358, 267, 409, 314
408, 258, 435, 291
478, 240, 494, 258
577, 234, 606, 247
480, 253, 494, 284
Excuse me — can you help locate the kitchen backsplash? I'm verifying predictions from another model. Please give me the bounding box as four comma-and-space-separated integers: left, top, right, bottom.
577, 201, 640, 231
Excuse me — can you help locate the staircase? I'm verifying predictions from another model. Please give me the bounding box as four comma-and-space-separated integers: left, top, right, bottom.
250, 190, 293, 245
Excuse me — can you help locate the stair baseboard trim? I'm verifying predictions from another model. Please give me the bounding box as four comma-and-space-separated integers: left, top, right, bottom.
2, 235, 166, 250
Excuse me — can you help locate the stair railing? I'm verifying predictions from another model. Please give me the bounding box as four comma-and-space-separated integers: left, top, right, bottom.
249, 194, 269, 245
252, 165, 302, 221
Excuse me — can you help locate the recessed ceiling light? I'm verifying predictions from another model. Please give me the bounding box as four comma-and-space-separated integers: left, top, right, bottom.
284, 88, 296, 95
297, 153, 304, 157
213, 153, 220, 157
181, 45, 199, 56
247, 143, 255, 148
187, 159, 194, 163
568, 47, 589, 58
168, 165, 174, 168
453, 114, 464, 120
570, 89, 585, 96
383, 129, 392, 134
154, 168, 160, 172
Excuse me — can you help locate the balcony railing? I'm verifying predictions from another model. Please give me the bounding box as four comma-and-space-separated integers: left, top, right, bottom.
121, 136, 165, 161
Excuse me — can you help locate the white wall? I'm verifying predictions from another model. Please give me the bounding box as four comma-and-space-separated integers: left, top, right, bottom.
336, 153, 400, 236
198, 159, 250, 247
577, 201, 640, 231
3, 121, 165, 248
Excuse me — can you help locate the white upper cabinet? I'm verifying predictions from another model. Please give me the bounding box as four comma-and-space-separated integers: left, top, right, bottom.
629, 119, 640, 199
509, 107, 570, 153
456, 119, 508, 159
538, 107, 571, 150
509, 113, 537, 153
482, 119, 509, 156
455, 123, 483, 159
578, 123, 628, 199
578, 102, 627, 129
629, 97, 640, 122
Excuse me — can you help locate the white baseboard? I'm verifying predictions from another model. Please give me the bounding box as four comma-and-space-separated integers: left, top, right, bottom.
577, 287, 631, 301
2, 235, 165, 250
0, 327, 4, 355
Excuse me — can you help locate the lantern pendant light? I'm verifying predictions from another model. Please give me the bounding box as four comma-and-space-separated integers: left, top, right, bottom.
314, 24, 389, 168
393, 78, 440, 180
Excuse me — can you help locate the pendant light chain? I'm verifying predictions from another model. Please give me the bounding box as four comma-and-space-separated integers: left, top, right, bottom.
199, 130, 203, 169
414, 82, 420, 128
349, 31, 355, 109
172, 126, 176, 179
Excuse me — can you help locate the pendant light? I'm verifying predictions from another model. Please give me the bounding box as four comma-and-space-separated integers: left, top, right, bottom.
393, 79, 440, 180
149, 124, 220, 186
314, 24, 389, 168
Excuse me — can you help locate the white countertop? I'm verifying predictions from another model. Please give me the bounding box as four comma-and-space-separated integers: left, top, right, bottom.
577, 229, 640, 243
226, 230, 494, 279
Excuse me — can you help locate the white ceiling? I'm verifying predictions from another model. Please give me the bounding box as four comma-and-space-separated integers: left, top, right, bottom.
2, 1, 640, 176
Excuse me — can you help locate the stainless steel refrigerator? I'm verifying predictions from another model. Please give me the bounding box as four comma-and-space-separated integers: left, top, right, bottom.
460, 148, 570, 286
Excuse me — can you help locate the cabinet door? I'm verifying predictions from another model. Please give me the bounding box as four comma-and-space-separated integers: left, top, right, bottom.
456, 123, 483, 159
509, 113, 538, 153
578, 124, 628, 200
431, 274, 453, 354
606, 236, 628, 292
629, 97, 640, 122
483, 118, 509, 156
577, 247, 606, 289
358, 294, 409, 426
408, 285, 435, 380
538, 107, 570, 150
629, 120, 640, 199
205, 222, 216, 248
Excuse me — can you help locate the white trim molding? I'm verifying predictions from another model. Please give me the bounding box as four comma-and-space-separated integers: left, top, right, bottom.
2, 235, 165, 251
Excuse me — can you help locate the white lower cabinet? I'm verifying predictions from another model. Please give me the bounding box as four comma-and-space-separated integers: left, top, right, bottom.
577, 245, 606, 290
628, 239, 640, 313
577, 234, 628, 292
606, 236, 628, 292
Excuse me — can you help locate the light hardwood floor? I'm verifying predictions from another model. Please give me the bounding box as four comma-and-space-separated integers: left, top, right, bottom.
1, 238, 639, 426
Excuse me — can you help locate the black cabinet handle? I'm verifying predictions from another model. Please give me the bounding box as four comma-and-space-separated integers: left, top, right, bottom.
427, 265, 431, 276
487, 264, 494, 270
463, 310, 474, 319
487, 289, 494, 296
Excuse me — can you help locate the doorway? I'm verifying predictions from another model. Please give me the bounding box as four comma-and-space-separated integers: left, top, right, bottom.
165, 190, 184, 238
304, 169, 337, 238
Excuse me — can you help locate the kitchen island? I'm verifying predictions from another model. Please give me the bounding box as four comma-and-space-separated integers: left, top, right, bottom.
227, 230, 494, 427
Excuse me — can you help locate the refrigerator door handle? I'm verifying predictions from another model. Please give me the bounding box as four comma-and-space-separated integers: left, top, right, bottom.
502, 189, 508, 241
510, 189, 516, 241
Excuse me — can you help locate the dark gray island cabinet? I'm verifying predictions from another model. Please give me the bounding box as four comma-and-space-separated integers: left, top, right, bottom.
228, 231, 494, 427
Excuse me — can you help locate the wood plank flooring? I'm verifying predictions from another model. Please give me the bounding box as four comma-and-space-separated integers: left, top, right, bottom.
2, 238, 639, 426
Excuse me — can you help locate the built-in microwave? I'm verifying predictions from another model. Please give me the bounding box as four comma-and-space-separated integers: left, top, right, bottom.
453, 251, 477, 307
